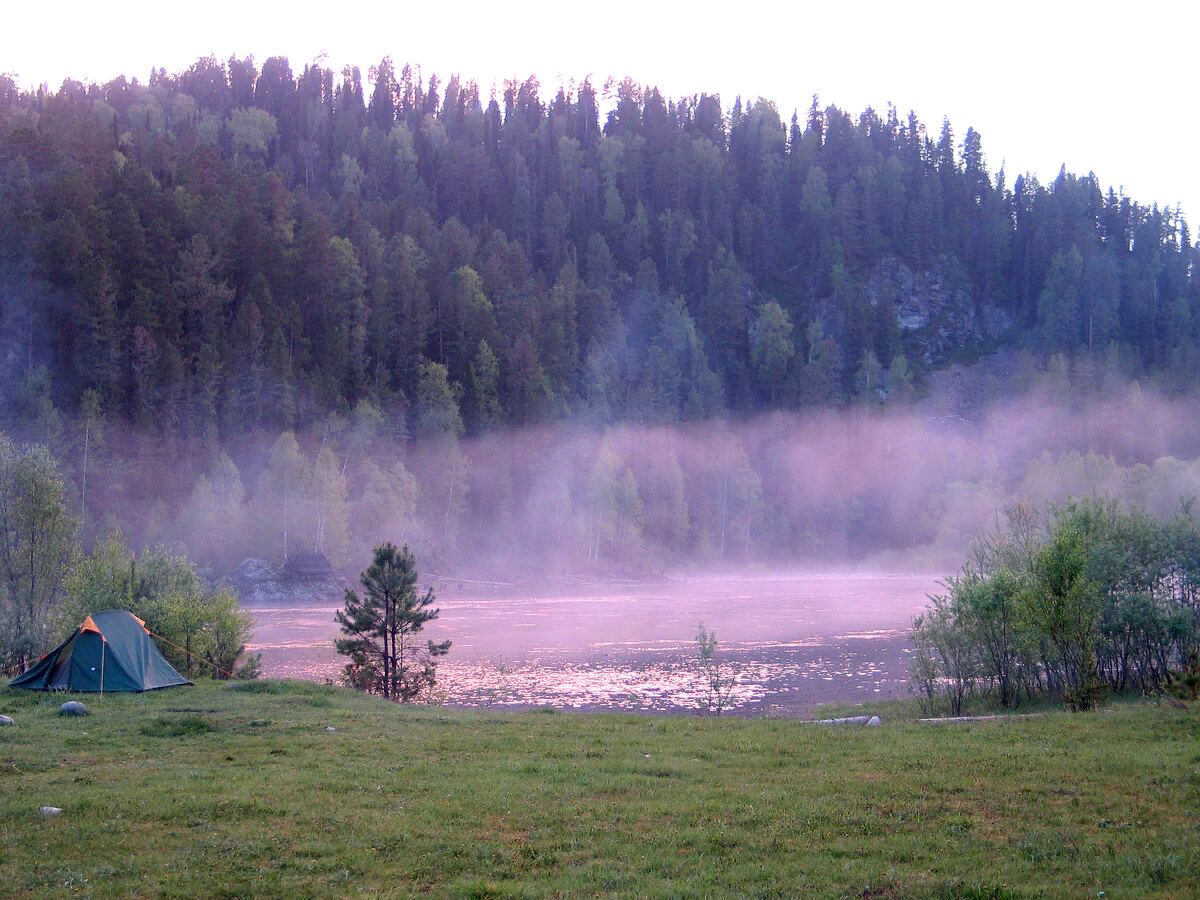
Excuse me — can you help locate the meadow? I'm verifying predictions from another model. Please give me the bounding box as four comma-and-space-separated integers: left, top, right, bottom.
1, 680, 1196, 898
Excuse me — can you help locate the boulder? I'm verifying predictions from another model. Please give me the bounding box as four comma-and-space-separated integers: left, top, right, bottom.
0, 714, 14, 726
59, 701, 89, 717
226, 556, 349, 606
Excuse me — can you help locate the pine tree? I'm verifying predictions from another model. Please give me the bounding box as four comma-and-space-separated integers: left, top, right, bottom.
334, 542, 451, 701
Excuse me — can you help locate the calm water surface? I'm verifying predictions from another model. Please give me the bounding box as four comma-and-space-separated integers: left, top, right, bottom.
246, 572, 941, 716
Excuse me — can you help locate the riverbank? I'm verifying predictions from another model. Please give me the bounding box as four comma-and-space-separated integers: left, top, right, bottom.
2, 680, 1195, 897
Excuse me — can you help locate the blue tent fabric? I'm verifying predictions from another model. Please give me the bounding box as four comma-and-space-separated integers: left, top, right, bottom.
9, 610, 192, 692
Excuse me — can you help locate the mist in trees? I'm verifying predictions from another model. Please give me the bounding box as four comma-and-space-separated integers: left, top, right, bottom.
2, 359, 1198, 596
0, 433, 258, 678
1, 55, 1199, 599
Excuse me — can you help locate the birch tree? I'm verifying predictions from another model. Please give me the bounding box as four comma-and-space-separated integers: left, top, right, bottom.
0, 436, 78, 671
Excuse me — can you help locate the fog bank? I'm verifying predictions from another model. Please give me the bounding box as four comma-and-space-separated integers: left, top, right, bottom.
63, 380, 1200, 582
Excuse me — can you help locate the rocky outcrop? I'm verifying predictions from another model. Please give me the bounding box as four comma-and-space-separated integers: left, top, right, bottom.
864, 257, 1012, 364
223, 557, 349, 606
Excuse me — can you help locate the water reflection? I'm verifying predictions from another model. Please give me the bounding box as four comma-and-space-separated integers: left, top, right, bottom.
246, 573, 938, 716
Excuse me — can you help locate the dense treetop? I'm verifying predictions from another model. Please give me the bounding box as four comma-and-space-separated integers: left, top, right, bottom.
0, 55, 1195, 442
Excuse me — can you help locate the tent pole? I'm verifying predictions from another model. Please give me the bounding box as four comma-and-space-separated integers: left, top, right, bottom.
100, 638, 105, 698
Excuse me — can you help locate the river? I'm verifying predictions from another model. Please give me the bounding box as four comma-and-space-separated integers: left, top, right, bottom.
246, 572, 942, 716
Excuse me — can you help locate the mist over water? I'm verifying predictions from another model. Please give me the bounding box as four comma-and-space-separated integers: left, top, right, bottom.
49, 365, 1200, 711
393, 382, 1200, 579
250, 573, 943, 715
236, 379, 1200, 714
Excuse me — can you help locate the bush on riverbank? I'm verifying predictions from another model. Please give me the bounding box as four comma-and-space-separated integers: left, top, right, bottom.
912, 496, 1200, 715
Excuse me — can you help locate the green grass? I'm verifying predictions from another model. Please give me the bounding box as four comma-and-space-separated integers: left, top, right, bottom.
1, 680, 1197, 898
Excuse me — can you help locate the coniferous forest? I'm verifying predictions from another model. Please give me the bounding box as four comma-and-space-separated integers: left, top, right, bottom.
1, 56, 1198, 578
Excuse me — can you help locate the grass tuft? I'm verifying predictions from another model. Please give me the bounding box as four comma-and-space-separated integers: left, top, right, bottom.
139, 715, 220, 737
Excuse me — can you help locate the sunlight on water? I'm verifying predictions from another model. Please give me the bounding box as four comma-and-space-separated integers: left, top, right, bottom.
247, 573, 938, 716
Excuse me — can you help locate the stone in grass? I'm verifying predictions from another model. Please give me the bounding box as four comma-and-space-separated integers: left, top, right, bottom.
59, 701, 89, 717
40, 806, 63, 816
0, 714, 14, 726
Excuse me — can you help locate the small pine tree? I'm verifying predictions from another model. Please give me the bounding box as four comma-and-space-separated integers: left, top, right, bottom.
334, 543, 451, 701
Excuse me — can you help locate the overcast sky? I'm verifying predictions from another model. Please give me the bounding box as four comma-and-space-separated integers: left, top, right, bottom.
5, 1, 1198, 222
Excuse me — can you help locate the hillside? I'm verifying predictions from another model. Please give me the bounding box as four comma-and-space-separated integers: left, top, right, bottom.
1, 59, 1196, 443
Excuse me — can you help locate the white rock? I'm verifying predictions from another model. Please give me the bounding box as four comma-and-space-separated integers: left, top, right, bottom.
0, 714, 14, 726
40, 807, 62, 816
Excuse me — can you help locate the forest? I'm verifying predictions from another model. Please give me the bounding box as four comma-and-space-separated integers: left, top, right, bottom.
0, 55, 1198, 580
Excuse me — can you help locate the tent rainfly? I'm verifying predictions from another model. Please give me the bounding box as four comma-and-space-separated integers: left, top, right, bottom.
9, 609, 192, 692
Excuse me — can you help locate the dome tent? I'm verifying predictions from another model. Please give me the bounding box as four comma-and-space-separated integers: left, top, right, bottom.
9, 609, 192, 692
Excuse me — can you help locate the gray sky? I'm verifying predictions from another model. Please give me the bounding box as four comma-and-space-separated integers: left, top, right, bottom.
6, 1, 1198, 221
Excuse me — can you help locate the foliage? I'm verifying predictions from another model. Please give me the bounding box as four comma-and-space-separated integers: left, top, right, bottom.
1021, 522, 1106, 710
912, 496, 1200, 713
1, 56, 1196, 454
693, 621, 736, 715
0, 436, 78, 673
334, 542, 451, 701
750, 301, 794, 405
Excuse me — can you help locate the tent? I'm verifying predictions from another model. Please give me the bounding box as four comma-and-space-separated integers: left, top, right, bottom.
9, 609, 192, 692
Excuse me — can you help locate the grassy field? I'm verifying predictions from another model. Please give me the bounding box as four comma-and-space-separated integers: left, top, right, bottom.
1, 680, 1197, 899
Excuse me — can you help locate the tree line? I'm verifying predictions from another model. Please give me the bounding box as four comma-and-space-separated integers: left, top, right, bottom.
911, 497, 1200, 714
0, 56, 1196, 448
0, 433, 257, 677
10, 366, 1200, 587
